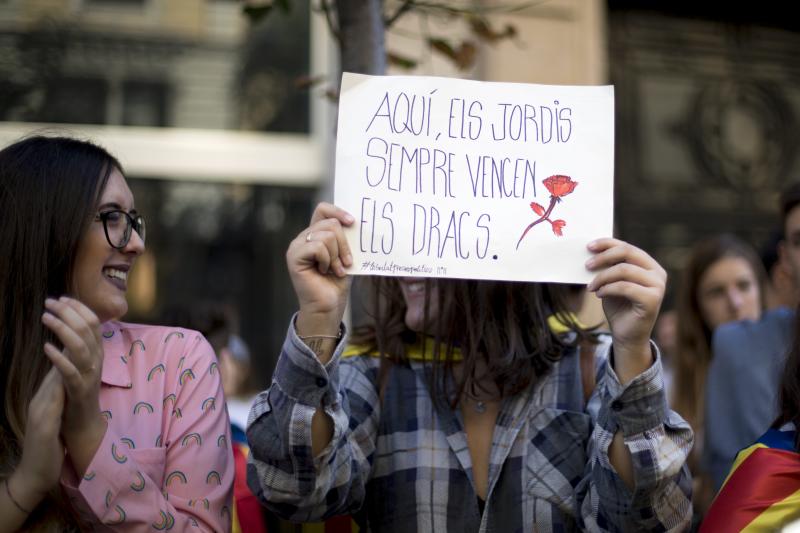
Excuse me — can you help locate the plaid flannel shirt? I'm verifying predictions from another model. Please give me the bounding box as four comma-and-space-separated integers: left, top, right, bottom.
247, 318, 693, 532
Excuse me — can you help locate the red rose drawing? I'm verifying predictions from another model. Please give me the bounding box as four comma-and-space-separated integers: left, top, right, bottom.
516, 175, 578, 249
543, 175, 578, 198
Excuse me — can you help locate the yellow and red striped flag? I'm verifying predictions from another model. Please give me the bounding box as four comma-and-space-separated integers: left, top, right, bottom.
701, 426, 800, 532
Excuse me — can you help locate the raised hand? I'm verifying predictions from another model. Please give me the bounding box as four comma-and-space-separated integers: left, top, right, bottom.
41, 296, 107, 475
287, 202, 355, 348
8, 367, 66, 515
585, 238, 666, 383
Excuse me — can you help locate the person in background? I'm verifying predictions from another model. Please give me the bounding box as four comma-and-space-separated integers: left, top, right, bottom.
220, 334, 258, 439
760, 230, 799, 311
672, 233, 767, 517
246, 203, 693, 531
653, 304, 678, 402
0, 135, 233, 532
704, 184, 800, 494
700, 310, 800, 531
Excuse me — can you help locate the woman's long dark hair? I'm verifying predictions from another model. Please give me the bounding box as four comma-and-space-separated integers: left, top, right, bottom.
351, 277, 594, 405
0, 135, 121, 530
776, 308, 800, 450
674, 234, 767, 434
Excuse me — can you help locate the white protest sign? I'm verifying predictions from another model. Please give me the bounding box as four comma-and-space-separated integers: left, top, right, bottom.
334, 72, 614, 283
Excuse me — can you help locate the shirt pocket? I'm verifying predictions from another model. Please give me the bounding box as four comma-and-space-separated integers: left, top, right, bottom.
128, 447, 167, 488
525, 407, 592, 512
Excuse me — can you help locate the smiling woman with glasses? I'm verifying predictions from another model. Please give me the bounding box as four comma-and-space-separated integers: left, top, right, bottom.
0, 135, 233, 532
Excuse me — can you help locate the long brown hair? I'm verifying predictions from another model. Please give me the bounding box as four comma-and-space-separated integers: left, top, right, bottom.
673, 234, 767, 434
0, 135, 121, 530
351, 277, 593, 406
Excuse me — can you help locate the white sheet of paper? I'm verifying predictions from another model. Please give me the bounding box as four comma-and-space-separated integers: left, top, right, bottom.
334, 72, 614, 283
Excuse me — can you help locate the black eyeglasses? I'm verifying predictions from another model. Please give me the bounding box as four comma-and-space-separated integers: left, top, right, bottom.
95, 210, 146, 249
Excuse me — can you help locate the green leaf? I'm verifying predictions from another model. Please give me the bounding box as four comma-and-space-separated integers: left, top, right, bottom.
387, 51, 418, 70
468, 15, 517, 43
428, 38, 457, 60
428, 38, 477, 70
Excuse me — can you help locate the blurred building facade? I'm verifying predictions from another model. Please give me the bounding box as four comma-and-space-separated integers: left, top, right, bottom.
1, 0, 798, 384
468, 1, 799, 305
608, 3, 800, 284
0, 0, 327, 385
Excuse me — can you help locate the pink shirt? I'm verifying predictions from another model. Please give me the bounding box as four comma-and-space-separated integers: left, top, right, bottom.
61, 321, 234, 531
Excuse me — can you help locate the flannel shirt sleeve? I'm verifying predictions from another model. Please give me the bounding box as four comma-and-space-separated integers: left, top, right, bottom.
577, 339, 694, 531
246, 316, 380, 522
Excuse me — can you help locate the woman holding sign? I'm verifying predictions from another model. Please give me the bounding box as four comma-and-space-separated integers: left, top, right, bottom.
246, 202, 693, 531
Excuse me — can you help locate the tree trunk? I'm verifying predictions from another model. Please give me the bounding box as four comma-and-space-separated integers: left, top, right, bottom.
334, 0, 386, 330
335, 0, 386, 76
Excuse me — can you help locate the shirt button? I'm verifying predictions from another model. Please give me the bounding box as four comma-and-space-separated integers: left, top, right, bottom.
611, 400, 623, 411
315, 377, 327, 388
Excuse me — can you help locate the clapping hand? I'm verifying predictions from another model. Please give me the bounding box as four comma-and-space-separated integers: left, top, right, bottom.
42, 297, 107, 476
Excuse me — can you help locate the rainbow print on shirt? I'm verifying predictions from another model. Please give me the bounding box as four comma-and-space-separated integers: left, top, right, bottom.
201, 397, 216, 412
165, 471, 187, 486
179, 369, 195, 386
147, 364, 166, 381
133, 401, 154, 415
181, 433, 202, 447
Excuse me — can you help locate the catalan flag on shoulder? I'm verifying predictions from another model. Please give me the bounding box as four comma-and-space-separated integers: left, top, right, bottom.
701, 423, 800, 532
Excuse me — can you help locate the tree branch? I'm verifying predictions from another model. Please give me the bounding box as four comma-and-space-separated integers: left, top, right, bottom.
316, 0, 341, 42
384, 0, 414, 28
408, 0, 541, 17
